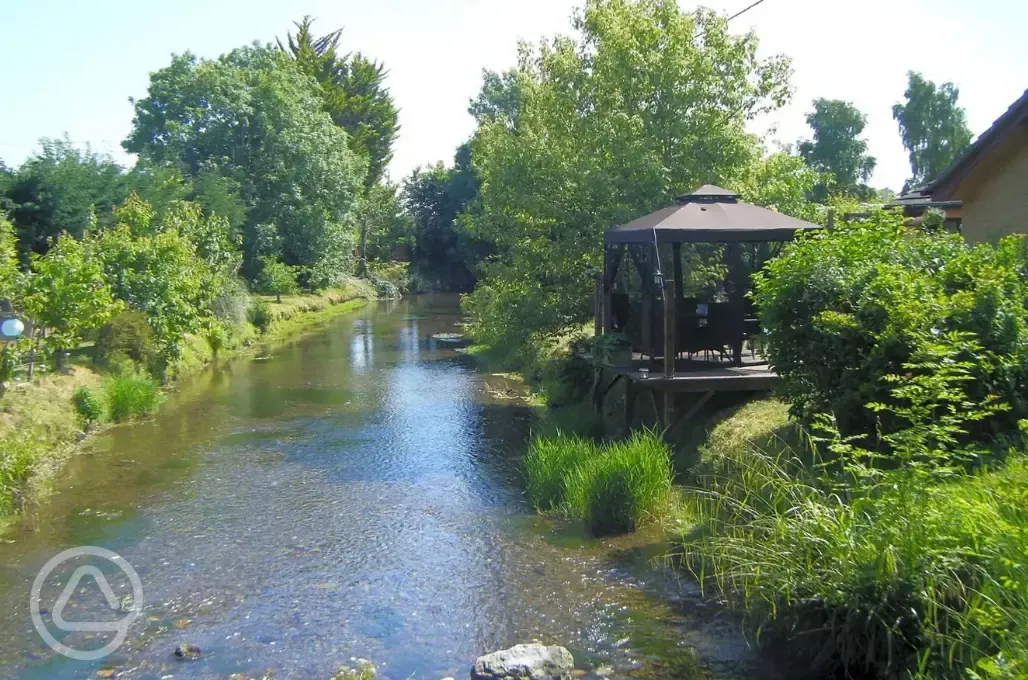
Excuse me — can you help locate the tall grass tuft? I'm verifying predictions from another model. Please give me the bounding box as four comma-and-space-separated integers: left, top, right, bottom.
566, 430, 674, 535
677, 402, 1028, 679
523, 431, 594, 511
105, 374, 163, 423
524, 429, 673, 535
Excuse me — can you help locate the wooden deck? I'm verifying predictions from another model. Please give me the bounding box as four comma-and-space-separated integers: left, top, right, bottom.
591, 355, 779, 434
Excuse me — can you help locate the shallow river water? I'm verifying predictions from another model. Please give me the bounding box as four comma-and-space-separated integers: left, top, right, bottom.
0, 296, 768, 680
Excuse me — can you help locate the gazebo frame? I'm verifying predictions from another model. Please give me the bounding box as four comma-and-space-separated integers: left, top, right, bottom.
591, 185, 821, 430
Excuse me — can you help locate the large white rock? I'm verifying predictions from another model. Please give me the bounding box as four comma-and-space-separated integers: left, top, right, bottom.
471, 644, 574, 680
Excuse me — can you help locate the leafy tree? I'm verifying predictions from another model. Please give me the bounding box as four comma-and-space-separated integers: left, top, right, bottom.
469, 69, 526, 131
360, 182, 414, 263
278, 16, 399, 188
5, 138, 127, 258
0, 217, 22, 304
403, 142, 485, 291
22, 232, 117, 359
892, 71, 974, 190
90, 196, 223, 360
463, 0, 792, 347
256, 256, 299, 302
123, 46, 366, 287
798, 99, 876, 200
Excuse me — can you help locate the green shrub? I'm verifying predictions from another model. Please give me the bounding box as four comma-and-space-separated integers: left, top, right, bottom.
754, 210, 1028, 445
566, 430, 673, 535
524, 432, 594, 511
72, 386, 105, 425
105, 373, 163, 423
255, 256, 299, 301
248, 299, 273, 334
94, 310, 158, 375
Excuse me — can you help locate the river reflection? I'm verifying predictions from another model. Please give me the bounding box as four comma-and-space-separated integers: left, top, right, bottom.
0, 295, 771, 680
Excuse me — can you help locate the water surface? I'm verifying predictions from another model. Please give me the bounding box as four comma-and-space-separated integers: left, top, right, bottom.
0, 296, 765, 679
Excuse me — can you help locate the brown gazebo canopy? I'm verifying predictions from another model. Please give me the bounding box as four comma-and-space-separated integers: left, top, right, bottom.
605, 185, 821, 244
596, 185, 821, 375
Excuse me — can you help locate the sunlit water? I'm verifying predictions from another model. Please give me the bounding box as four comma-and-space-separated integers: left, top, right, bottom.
0, 296, 771, 680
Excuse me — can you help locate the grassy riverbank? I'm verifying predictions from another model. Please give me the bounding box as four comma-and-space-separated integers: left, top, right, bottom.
0, 281, 376, 531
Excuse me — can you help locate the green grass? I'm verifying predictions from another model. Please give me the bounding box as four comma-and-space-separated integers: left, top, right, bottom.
105, 373, 164, 423
524, 429, 674, 536
675, 401, 1028, 680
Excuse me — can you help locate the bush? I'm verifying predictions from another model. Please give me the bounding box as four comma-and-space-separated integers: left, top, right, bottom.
72, 386, 105, 425
94, 310, 158, 375
753, 210, 1028, 445
210, 277, 251, 326
523, 429, 673, 535
255, 257, 299, 301
248, 299, 273, 334
105, 373, 163, 423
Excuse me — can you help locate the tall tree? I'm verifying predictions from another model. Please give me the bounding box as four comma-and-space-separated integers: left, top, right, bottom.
403, 142, 485, 292
124, 46, 366, 287
5, 138, 127, 258
892, 71, 974, 190
798, 99, 876, 200
463, 0, 792, 346
278, 16, 399, 189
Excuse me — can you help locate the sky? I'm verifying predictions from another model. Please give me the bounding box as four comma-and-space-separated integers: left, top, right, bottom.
0, 0, 1025, 194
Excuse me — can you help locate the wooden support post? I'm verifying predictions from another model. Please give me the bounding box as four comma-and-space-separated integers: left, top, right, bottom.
663, 260, 677, 378
642, 293, 653, 365
593, 277, 602, 338
623, 379, 635, 433
662, 391, 675, 431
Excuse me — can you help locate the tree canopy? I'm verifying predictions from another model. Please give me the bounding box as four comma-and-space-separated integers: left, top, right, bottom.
462, 0, 794, 347
892, 71, 974, 190
123, 45, 367, 286
798, 98, 876, 200
279, 16, 399, 190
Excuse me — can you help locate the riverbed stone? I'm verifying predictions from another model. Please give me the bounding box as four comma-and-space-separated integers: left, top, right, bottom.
173, 642, 201, 659
471, 644, 574, 680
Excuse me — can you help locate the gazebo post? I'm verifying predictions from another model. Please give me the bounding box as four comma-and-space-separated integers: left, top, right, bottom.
601, 245, 624, 333
663, 262, 676, 378
727, 243, 745, 367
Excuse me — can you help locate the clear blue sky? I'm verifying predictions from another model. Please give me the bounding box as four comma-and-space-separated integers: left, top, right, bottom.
1, 0, 1025, 193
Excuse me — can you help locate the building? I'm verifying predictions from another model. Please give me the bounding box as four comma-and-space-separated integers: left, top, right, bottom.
927, 89, 1028, 243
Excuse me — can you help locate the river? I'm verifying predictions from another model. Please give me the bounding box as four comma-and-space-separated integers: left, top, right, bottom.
0, 295, 767, 680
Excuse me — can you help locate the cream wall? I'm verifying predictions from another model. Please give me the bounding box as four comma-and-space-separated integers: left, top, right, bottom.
956, 129, 1028, 243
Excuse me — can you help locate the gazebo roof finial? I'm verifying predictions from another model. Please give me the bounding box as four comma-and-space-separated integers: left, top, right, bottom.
677, 184, 739, 204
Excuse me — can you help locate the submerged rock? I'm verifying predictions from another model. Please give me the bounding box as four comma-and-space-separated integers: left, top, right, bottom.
174, 642, 201, 659
471, 644, 574, 680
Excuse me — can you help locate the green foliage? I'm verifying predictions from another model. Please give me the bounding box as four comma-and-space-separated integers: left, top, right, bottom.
104, 373, 163, 423
524, 432, 595, 511
123, 45, 366, 286
798, 98, 876, 201
94, 310, 158, 375
753, 210, 1028, 444
256, 257, 299, 301
0, 216, 23, 303
279, 16, 399, 190
463, 0, 793, 348
90, 197, 223, 360
4, 137, 126, 258
248, 299, 273, 334
72, 386, 105, 425
678, 397, 1028, 680
523, 429, 673, 535
566, 430, 674, 535
892, 71, 974, 189
356, 182, 414, 278
403, 143, 486, 292
23, 232, 117, 356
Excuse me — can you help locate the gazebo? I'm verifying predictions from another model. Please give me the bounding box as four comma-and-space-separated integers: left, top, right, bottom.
592, 185, 821, 428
